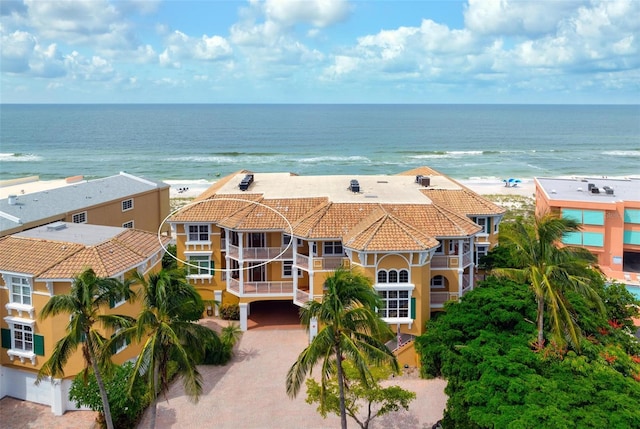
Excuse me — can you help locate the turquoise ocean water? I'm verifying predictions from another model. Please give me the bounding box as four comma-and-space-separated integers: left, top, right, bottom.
1, 104, 638, 182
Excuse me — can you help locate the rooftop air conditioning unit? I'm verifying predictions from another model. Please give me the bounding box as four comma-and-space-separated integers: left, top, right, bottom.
587, 183, 595, 191
349, 179, 360, 193
591, 187, 600, 194
420, 176, 431, 187
239, 174, 254, 191
605, 188, 614, 195
415, 175, 423, 183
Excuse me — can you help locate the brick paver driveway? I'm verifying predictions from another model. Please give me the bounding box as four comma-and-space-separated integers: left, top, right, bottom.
137, 320, 446, 429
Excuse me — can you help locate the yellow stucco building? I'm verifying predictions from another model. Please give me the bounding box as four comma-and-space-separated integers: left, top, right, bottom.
0, 223, 169, 415
170, 167, 504, 366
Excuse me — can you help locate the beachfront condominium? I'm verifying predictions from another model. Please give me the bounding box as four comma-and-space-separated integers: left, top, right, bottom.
0, 222, 170, 414
169, 167, 505, 365
535, 177, 640, 286
0, 172, 171, 238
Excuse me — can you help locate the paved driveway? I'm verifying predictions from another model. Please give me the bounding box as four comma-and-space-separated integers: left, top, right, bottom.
137, 320, 446, 429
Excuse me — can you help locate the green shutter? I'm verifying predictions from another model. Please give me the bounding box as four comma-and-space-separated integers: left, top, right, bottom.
1, 328, 11, 349
210, 260, 215, 277
110, 333, 117, 354
34, 335, 45, 356
410, 297, 416, 319
109, 296, 115, 308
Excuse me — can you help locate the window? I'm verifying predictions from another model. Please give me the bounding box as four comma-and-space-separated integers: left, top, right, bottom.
430, 275, 446, 290
282, 260, 301, 278
72, 211, 87, 223
122, 221, 134, 228
187, 255, 213, 276
473, 217, 489, 234
323, 241, 343, 255
122, 199, 133, 211
10, 277, 31, 306
376, 269, 409, 284
12, 323, 33, 352
188, 225, 209, 242
378, 290, 410, 318
493, 218, 499, 233
247, 233, 265, 248
434, 242, 444, 255
448, 240, 457, 254
111, 327, 128, 354
282, 234, 302, 247
476, 245, 489, 265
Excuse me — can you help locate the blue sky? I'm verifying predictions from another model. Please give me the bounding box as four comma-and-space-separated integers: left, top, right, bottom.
1, 0, 639, 104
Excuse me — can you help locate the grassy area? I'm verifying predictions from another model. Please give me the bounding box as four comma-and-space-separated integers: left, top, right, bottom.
482, 194, 535, 222
170, 197, 194, 212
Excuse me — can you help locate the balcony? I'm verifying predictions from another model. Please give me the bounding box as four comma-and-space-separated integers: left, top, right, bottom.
431, 251, 472, 269
227, 244, 294, 261
430, 291, 459, 308
228, 278, 294, 297
295, 254, 348, 271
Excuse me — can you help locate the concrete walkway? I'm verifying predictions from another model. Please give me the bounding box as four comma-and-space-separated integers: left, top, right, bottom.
137, 323, 447, 429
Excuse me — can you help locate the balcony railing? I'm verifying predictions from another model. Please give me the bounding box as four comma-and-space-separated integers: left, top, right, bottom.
228, 278, 294, 296
227, 244, 294, 261
295, 289, 310, 305
430, 291, 459, 307
431, 251, 472, 268
295, 254, 348, 271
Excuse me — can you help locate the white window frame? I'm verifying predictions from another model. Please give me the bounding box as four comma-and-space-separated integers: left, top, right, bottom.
323, 241, 343, 255
376, 269, 410, 284
4, 317, 37, 364
448, 240, 457, 254
121, 199, 133, 212
187, 224, 210, 242
282, 260, 301, 278
430, 275, 446, 290
72, 211, 87, 224
122, 221, 134, 228
474, 217, 489, 234
375, 284, 414, 322
10, 276, 32, 306
112, 327, 127, 354
282, 234, 302, 247
476, 244, 489, 265
186, 254, 213, 278
434, 242, 444, 255
493, 217, 499, 234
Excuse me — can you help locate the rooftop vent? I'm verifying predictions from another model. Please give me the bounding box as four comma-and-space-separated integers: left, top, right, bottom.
605, 187, 614, 195
47, 221, 67, 231
349, 179, 360, 193
239, 174, 254, 191
591, 187, 600, 194
587, 183, 595, 191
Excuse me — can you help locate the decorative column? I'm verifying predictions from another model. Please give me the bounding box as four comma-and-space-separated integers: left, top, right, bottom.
51, 378, 64, 416
239, 302, 248, 331
214, 290, 222, 317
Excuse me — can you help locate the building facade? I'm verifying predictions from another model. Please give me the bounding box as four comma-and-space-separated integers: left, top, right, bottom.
0, 222, 170, 414
0, 172, 171, 237
535, 176, 640, 285
169, 167, 504, 365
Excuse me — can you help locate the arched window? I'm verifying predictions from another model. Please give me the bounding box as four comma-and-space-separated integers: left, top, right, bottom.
377, 271, 387, 283
376, 269, 410, 284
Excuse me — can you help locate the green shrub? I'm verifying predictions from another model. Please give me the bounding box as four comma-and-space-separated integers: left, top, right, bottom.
220, 303, 240, 320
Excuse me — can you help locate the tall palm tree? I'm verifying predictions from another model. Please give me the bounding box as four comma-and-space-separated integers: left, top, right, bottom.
286, 268, 398, 429
126, 269, 219, 429
492, 212, 605, 349
36, 268, 135, 429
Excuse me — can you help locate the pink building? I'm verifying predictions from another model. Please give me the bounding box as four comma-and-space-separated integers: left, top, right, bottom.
535, 177, 640, 285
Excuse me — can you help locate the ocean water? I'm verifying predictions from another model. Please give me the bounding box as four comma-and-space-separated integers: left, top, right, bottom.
1, 104, 638, 183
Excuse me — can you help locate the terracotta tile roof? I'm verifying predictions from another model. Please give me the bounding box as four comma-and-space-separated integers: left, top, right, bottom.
171, 194, 263, 222
380, 204, 482, 237
293, 203, 382, 239
397, 166, 444, 177
218, 198, 328, 231
344, 211, 439, 251
421, 188, 506, 216
0, 229, 169, 280
0, 236, 84, 276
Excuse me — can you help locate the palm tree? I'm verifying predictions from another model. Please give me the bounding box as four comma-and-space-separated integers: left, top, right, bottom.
126, 269, 220, 429
36, 268, 135, 429
492, 212, 605, 349
286, 268, 398, 429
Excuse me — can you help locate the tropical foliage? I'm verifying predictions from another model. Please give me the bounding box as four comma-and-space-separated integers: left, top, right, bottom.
69, 362, 148, 429
416, 277, 640, 428
491, 212, 605, 348
305, 361, 415, 429
36, 268, 135, 429
286, 268, 398, 429
122, 268, 221, 429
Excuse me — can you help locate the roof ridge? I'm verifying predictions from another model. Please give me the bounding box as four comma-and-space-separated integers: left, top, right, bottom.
431, 203, 482, 236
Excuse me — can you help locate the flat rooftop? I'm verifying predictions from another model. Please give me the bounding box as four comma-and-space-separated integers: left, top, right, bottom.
16, 221, 124, 246
536, 177, 640, 203
0, 172, 169, 233
216, 172, 463, 204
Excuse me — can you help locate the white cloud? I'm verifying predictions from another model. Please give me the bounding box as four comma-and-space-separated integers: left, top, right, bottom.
1, 30, 35, 72
63, 50, 116, 81
159, 30, 232, 67
263, 0, 350, 28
